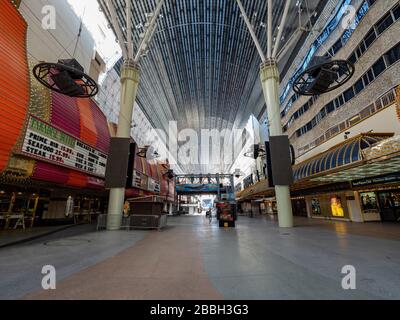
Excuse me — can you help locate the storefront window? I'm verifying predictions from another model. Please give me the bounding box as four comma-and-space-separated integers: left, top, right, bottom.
13, 194, 28, 214
330, 196, 345, 217
379, 192, 400, 209
0, 192, 11, 213
311, 199, 321, 215
360, 192, 378, 211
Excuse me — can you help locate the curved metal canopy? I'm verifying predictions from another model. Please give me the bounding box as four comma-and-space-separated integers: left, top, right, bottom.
99, 0, 328, 173
293, 134, 393, 181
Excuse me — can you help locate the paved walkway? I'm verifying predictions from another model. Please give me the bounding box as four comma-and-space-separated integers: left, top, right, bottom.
0, 224, 76, 248
0, 216, 399, 300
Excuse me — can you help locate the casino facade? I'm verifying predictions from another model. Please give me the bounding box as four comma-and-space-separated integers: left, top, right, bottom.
0, 0, 174, 227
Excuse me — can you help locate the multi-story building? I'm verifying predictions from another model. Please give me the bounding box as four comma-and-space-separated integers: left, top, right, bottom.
0, 0, 178, 228
0, 0, 114, 226
237, 0, 400, 223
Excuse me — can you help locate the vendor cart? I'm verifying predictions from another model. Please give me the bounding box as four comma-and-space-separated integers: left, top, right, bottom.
215, 200, 237, 228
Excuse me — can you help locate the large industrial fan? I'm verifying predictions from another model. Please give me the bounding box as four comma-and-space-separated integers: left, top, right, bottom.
244, 144, 266, 159
33, 59, 98, 98
292, 56, 355, 96
136, 145, 160, 160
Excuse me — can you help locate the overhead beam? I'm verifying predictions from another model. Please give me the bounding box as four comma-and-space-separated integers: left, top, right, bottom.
134, 0, 165, 63
126, 0, 133, 59
267, 0, 273, 58
236, 0, 266, 63
272, 0, 291, 58
106, 0, 128, 59
277, 28, 304, 63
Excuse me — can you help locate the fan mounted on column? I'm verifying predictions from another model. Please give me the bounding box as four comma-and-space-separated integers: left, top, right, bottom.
136, 145, 160, 160
292, 56, 355, 96
33, 59, 98, 98
244, 144, 266, 159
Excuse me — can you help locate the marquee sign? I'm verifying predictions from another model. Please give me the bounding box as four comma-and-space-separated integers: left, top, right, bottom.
132, 170, 160, 194
21, 116, 108, 177
132, 170, 147, 190
352, 173, 400, 188
148, 177, 161, 194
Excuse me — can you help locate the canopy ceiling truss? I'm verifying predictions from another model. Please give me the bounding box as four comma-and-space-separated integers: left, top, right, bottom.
99, 0, 328, 173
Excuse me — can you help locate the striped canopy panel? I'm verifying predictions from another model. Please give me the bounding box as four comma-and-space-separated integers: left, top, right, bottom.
0, 1, 29, 172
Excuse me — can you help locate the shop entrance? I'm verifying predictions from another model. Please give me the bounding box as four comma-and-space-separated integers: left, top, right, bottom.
377, 191, 400, 222
358, 189, 400, 223
292, 198, 308, 217
0, 190, 41, 230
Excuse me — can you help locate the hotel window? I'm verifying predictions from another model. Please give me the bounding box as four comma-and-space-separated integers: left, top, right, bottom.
360, 104, 375, 119
343, 87, 355, 102
363, 29, 376, 48
376, 12, 394, 35
320, 108, 327, 119
357, 41, 367, 57
394, 4, 400, 20
366, 68, 374, 83
326, 101, 335, 114
311, 118, 318, 128
354, 78, 365, 94
362, 73, 370, 87
385, 42, 400, 66
332, 40, 343, 55
335, 95, 345, 109
349, 52, 357, 64
372, 57, 386, 78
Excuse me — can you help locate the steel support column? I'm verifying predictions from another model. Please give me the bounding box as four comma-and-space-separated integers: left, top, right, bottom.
107, 59, 140, 230
260, 60, 293, 228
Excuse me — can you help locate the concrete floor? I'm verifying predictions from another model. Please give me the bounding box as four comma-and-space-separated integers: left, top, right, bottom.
0, 216, 399, 300
0, 225, 76, 248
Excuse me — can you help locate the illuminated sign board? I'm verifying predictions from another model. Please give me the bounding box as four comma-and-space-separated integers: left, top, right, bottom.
176, 184, 219, 194
148, 177, 161, 194
352, 173, 400, 187
21, 116, 107, 177
330, 196, 345, 217
132, 170, 148, 190
132, 170, 160, 194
